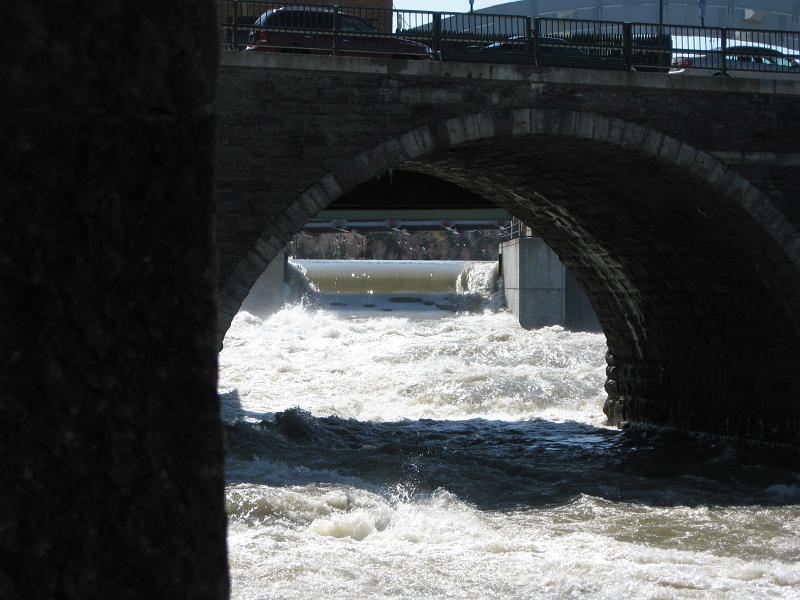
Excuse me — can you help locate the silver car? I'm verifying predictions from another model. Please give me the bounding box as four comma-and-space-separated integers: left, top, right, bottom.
669, 42, 800, 79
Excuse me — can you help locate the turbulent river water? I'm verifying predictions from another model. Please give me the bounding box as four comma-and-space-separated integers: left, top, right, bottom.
219, 260, 800, 600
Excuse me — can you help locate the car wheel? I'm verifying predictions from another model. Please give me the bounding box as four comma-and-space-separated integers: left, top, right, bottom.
712, 72, 730, 77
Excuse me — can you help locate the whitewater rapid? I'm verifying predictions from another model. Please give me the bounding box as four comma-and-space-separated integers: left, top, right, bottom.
220, 308, 602, 424
219, 261, 800, 600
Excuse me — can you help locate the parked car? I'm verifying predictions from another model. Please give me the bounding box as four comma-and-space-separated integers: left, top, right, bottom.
669, 39, 799, 78
480, 35, 584, 57
468, 34, 635, 70
246, 6, 433, 60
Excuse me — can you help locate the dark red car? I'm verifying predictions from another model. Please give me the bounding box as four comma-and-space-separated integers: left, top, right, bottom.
246, 6, 433, 60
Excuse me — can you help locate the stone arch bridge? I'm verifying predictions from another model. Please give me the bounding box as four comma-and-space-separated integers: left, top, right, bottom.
216, 51, 800, 444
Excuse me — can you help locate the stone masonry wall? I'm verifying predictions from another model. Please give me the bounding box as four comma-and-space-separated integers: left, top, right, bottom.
214, 53, 800, 444
1, 2, 228, 598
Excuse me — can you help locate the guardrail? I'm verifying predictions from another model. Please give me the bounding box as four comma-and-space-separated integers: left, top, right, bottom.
219, 1, 800, 75
500, 219, 532, 242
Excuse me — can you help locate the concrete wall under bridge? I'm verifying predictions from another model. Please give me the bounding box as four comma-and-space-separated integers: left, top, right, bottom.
216, 51, 800, 445
502, 236, 601, 332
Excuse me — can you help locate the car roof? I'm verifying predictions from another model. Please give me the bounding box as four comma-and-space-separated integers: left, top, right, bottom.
258, 6, 364, 17
274, 5, 334, 12
502, 35, 572, 42
670, 35, 796, 57
726, 44, 782, 55
256, 6, 371, 26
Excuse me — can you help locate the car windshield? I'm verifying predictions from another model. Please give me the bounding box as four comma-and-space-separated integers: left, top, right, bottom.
339, 14, 377, 33
766, 55, 798, 67
253, 11, 271, 28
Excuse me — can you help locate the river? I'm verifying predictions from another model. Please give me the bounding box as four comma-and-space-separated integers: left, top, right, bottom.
218, 260, 800, 600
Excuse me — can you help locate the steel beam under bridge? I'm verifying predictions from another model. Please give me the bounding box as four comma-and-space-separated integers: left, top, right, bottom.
303, 208, 512, 234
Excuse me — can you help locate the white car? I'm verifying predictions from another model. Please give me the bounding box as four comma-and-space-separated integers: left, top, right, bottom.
668, 37, 799, 79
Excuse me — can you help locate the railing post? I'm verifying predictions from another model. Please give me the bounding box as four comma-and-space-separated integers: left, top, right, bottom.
720, 27, 727, 75
333, 5, 339, 56
525, 16, 533, 64
433, 12, 442, 57
232, 0, 239, 51
623, 21, 633, 71
533, 17, 540, 66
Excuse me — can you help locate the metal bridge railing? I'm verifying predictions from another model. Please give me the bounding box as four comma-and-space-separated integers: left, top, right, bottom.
219, 1, 800, 75
499, 219, 533, 243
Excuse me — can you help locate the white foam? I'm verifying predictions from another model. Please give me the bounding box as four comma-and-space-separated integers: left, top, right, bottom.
228, 487, 800, 600
219, 306, 607, 423
220, 263, 800, 600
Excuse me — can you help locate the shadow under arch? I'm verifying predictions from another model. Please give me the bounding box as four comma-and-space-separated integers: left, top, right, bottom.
222, 393, 800, 509
219, 108, 800, 445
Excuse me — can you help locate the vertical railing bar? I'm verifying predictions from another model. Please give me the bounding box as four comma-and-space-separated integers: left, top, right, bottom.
525, 16, 532, 63
533, 16, 540, 66
721, 27, 727, 75
623, 21, 632, 70
233, 0, 239, 50
333, 4, 339, 56
433, 12, 441, 57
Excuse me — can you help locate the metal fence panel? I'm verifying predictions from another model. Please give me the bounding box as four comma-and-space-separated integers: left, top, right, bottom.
217, 0, 800, 76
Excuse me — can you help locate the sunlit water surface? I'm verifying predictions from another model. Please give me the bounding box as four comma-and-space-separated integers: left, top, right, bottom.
219, 261, 800, 600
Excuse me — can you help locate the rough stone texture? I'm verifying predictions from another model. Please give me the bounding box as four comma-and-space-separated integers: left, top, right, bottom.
215, 52, 800, 445
0, 2, 228, 599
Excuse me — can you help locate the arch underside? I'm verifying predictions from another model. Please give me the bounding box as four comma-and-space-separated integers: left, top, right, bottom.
401, 137, 800, 443
220, 114, 800, 444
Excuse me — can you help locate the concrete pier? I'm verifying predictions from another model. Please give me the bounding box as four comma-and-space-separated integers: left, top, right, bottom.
241, 249, 288, 317
501, 236, 600, 332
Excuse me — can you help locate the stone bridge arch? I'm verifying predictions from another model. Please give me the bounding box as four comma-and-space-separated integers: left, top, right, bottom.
219, 108, 800, 444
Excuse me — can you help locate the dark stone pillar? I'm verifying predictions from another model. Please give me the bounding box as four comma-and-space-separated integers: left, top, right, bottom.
0, 2, 228, 599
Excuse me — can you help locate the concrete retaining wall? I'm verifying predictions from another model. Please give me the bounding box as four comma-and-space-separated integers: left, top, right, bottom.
502, 237, 601, 331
